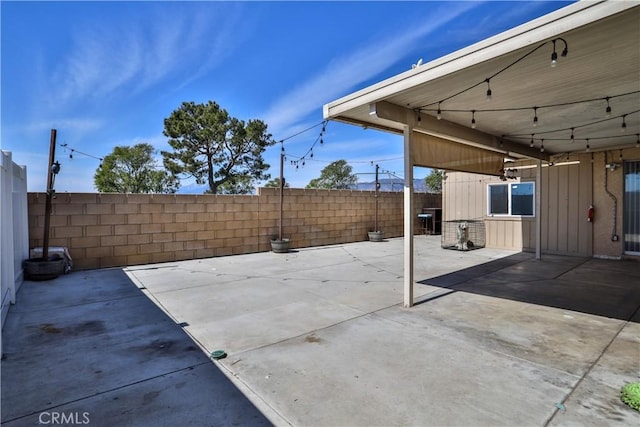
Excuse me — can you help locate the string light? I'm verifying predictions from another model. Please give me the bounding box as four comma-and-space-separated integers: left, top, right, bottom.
530, 134, 534, 148
550, 38, 568, 67
605, 97, 612, 117
532, 107, 538, 127
419, 91, 638, 120
436, 102, 442, 120
570, 127, 574, 141
585, 139, 590, 152
416, 37, 569, 109
636, 134, 640, 148
621, 115, 627, 132
285, 120, 328, 170
506, 109, 639, 139
58, 143, 103, 165
485, 79, 492, 101
471, 110, 476, 129
540, 139, 545, 153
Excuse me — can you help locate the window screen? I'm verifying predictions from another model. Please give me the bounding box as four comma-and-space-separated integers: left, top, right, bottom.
488, 185, 508, 215
511, 183, 534, 216
488, 182, 535, 216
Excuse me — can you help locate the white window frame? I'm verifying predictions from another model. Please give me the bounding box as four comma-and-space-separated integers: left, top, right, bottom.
487, 181, 535, 217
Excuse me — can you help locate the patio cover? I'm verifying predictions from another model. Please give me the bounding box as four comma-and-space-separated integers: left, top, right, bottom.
412, 132, 504, 176
323, 0, 640, 307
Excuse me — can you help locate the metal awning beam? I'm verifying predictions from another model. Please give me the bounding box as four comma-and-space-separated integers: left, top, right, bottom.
370, 101, 550, 161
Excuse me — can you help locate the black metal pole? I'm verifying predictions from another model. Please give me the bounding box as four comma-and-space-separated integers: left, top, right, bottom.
279, 152, 284, 241
42, 129, 57, 261
375, 164, 379, 232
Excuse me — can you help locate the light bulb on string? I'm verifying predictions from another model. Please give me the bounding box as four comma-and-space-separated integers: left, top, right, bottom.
605, 97, 612, 117
621, 115, 627, 132
585, 139, 590, 152
540, 139, 545, 153
550, 38, 568, 67
530, 134, 534, 148
532, 107, 538, 127
636, 134, 640, 148
570, 128, 575, 141
485, 79, 492, 101
436, 102, 442, 120
471, 110, 476, 129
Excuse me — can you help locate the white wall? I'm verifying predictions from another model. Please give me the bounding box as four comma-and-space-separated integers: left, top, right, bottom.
1, 151, 28, 330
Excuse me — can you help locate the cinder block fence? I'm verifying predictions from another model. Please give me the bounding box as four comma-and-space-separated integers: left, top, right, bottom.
27, 188, 441, 270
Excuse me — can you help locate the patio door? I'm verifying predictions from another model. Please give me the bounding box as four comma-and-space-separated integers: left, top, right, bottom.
624, 161, 640, 255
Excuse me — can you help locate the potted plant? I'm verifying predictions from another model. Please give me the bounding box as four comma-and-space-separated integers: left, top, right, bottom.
270, 153, 291, 253
368, 164, 384, 242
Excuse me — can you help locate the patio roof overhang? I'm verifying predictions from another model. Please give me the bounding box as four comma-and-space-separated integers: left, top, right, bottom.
323, 1, 640, 165
322, 0, 640, 308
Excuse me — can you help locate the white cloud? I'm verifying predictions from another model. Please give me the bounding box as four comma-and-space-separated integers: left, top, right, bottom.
47, 4, 244, 109
261, 2, 480, 135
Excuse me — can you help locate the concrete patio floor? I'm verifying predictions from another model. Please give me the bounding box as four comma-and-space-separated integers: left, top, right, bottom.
2, 236, 639, 426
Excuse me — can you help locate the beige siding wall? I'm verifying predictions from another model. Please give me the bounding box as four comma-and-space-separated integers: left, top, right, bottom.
444, 147, 640, 258
28, 189, 440, 270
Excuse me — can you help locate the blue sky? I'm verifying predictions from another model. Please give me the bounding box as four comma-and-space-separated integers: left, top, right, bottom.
1, 1, 572, 193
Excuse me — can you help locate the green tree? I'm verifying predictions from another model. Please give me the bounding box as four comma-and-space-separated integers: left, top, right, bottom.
94, 143, 179, 193
306, 160, 357, 189
264, 177, 289, 188
162, 101, 276, 194
425, 169, 444, 193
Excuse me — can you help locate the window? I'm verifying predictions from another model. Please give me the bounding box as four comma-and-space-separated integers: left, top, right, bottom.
487, 182, 535, 216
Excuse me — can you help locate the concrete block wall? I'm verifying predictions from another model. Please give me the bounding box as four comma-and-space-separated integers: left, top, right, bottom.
28, 189, 440, 270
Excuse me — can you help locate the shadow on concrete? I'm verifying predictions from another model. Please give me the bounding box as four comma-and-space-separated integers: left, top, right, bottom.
1, 268, 272, 426
418, 252, 640, 323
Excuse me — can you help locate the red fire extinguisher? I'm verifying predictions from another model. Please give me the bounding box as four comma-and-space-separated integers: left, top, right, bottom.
587, 204, 594, 222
